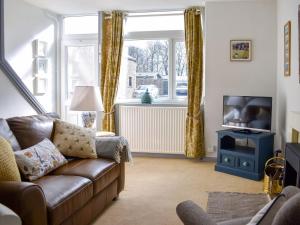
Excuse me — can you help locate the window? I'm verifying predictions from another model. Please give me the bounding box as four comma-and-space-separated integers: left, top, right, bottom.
125, 12, 184, 32
117, 13, 187, 102
61, 16, 98, 125
63, 16, 98, 35
128, 77, 132, 87
66, 45, 98, 100
175, 41, 187, 97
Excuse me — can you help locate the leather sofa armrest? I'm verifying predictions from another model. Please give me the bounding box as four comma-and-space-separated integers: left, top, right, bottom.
0, 181, 47, 225
176, 200, 217, 225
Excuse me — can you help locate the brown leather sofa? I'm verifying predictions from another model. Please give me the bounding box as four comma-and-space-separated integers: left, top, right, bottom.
0, 114, 125, 225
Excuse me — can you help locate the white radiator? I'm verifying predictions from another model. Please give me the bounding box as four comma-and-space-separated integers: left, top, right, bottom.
118, 105, 187, 154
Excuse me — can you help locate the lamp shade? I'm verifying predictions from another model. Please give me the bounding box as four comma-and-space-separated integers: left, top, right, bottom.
70, 86, 104, 112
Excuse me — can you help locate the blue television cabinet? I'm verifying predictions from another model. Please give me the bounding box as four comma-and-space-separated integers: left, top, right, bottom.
215, 129, 275, 180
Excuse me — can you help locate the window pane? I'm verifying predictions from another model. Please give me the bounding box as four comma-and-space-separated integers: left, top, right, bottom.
66, 45, 97, 100
126, 14, 184, 32
118, 40, 169, 100
64, 16, 98, 34
175, 42, 188, 97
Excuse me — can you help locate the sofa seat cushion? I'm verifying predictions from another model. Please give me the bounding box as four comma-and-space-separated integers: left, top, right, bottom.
34, 175, 93, 225
52, 159, 120, 195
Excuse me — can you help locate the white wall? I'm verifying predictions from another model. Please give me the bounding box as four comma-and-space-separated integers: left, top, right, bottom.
4, 0, 58, 112
204, 0, 277, 157
276, 0, 300, 148
0, 69, 36, 118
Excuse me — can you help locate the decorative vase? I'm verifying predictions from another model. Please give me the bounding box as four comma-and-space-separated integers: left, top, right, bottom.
141, 89, 152, 104
81, 112, 96, 128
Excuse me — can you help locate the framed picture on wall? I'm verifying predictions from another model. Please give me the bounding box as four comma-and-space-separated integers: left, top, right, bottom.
34, 76, 47, 95
33, 40, 48, 57
34, 58, 48, 75
284, 21, 291, 76
230, 40, 252, 61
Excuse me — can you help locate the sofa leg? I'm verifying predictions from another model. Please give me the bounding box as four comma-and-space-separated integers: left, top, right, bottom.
113, 195, 119, 201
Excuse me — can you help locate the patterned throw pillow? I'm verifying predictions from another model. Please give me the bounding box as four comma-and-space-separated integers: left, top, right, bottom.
14, 139, 68, 181
0, 136, 21, 181
53, 120, 97, 159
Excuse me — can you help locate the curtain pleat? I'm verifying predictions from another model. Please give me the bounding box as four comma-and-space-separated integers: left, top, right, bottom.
100, 11, 124, 132
184, 8, 205, 158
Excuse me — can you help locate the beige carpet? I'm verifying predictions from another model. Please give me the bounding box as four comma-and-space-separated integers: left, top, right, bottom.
93, 157, 263, 225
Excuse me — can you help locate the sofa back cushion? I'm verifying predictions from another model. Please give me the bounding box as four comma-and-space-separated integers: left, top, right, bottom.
272, 192, 300, 225
7, 115, 56, 149
246, 194, 286, 225
0, 119, 21, 151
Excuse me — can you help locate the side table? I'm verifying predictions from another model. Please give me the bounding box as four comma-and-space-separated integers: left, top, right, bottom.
215, 129, 275, 180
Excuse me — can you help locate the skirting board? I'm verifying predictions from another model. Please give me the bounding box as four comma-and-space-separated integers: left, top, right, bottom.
131, 152, 217, 162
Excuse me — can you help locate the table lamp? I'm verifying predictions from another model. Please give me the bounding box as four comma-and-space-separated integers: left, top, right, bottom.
70, 86, 104, 128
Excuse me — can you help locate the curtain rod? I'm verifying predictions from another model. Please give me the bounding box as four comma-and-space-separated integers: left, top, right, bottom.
103, 7, 204, 19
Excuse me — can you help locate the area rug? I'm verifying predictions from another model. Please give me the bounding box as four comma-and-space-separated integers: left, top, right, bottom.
207, 192, 269, 223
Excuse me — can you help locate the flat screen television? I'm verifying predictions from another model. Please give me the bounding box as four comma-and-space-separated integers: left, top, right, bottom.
222, 96, 272, 132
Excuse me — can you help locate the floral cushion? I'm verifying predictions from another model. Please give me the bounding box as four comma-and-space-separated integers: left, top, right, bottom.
53, 120, 97, 159
14, 139, 67, 181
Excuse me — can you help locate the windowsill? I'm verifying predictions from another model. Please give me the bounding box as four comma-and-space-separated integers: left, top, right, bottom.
116, 99, 188, 107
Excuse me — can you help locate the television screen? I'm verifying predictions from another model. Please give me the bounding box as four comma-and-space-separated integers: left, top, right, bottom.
223, 96, 272, 132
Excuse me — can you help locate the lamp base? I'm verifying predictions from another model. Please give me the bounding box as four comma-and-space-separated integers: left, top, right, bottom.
81, 112, 96, 128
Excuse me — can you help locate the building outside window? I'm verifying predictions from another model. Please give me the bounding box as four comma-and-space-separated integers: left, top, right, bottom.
61, 13, 188, 125
117, 12, 188, 102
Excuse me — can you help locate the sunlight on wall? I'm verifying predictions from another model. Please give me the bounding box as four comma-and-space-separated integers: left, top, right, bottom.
7, 24, 55, 112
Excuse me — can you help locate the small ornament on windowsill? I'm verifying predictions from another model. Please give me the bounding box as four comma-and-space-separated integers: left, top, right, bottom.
141, 89, 152, 104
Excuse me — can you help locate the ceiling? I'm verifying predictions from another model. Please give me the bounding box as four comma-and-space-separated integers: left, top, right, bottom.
23, 0, 260, 15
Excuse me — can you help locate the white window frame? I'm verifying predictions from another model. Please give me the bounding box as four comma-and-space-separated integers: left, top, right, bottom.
60, 15, 99, 123
118, 29, 187, 104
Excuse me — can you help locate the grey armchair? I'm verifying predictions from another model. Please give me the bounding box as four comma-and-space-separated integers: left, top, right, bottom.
0, 203, 21, 225
176, 186, 300, 225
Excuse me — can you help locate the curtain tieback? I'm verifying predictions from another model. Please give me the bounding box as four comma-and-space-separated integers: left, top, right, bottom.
103, 104, 116, 115
103, 110, 115, 115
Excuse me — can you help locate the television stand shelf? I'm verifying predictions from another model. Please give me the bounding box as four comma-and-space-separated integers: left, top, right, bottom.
215, 129, 275, 180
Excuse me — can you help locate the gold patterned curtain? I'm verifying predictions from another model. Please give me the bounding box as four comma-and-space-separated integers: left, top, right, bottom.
100, 11, 124, 132
184, 8, 205, 158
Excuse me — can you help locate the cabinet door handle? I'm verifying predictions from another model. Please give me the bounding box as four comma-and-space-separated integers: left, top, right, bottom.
224, 157, 229, 163
242, 161, 249, 167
